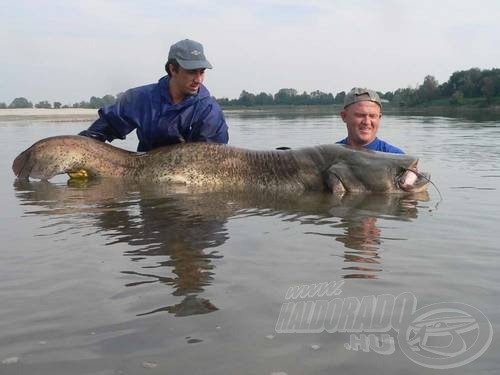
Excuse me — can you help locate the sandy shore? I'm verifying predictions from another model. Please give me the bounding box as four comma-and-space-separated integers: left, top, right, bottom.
0, 108, 98, 121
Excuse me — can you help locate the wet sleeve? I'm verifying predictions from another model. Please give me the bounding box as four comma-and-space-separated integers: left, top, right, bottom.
192, 101, 229, 144
78, 91, 139, 142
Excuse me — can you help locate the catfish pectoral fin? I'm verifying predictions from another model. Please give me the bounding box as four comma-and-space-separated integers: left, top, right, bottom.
325, 172, 346, 195
324, 163, 353, 194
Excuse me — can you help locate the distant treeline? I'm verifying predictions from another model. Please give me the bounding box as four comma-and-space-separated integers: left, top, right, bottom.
218, 68, 500, 107
218, 89, 341, 106
2, 67, 500, 109
1, 94, 123, 110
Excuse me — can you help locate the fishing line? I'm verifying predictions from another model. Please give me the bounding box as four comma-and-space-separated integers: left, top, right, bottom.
401, 168, 443, 209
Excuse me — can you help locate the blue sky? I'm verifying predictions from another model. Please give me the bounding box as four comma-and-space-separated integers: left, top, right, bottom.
1, 0, 500, 104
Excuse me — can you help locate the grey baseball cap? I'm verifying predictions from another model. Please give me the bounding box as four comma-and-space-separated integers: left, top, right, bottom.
168, 39, 213, 70
344, 87, 381, 108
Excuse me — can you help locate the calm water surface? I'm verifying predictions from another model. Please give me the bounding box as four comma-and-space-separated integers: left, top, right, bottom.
0, 109, 499, 374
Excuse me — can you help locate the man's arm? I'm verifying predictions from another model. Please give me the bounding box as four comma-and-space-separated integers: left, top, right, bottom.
79, 91, 139, 142
189, 101, 229, 143
79, 116, 118, 142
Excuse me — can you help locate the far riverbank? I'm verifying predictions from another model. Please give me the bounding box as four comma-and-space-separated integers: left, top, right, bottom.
0, 108, 99, 122
2, 105, 499, 123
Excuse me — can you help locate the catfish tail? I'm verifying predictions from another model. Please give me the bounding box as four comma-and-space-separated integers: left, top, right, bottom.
12, 148, 32, 179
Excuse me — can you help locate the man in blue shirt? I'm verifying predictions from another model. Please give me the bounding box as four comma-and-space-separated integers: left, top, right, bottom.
337, 87, 403, 154
79, 39, 228, 152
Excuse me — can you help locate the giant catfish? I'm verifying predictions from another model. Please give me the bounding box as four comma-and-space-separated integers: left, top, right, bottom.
12, 135, 429, 194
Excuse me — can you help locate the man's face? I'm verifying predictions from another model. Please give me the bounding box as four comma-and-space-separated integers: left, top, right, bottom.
340, 101, 382, 147
170, 66, 206, 97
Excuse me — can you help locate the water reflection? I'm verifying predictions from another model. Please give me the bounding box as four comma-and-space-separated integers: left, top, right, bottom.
15, 179, 226, 317
329, 194, 423, 279
14, 179, 428, 315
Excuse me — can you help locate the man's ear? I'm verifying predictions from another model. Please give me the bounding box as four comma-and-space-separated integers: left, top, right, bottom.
340, 110, 347, 122
166, 63, 179, 76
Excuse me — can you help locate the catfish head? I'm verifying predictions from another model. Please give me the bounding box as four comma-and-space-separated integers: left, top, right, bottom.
323, 147, 430, 194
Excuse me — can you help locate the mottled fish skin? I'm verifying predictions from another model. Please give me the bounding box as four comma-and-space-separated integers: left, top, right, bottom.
12, 135, 429, 194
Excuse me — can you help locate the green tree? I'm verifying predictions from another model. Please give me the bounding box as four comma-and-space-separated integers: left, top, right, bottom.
380, 91, 394, 101
73, 100, 90, 108
274, 88, 297, 104
89, 96, 105, 109
217, 97, 231, 106
418, 75, 440, 102
445, 68, 481, 98
102, 94, 116, 106
0, 102, 6, 109
480, 77, 495, 103
254, 92, 274, 105
238, 90, 256, 106
334, 91, 346, 104
35, 100, 52, 109
295, 91, 310, 105
53, 102, 62, 109
392, 87, 419, 106
449, 90, 464, 105
309, 90, 334, 105
9, 97, 33, 108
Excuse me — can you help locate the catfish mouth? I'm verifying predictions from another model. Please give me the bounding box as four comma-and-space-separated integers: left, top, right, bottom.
396, 161, 431, 192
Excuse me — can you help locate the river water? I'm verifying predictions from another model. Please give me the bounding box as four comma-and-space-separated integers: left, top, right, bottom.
0, 109, 499, 374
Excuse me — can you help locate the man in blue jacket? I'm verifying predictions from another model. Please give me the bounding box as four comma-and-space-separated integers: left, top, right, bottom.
337, 87, 403, 154
79, 39, 228, 152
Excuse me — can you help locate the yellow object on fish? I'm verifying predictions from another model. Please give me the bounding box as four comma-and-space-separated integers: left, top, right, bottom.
68, 169, 90, 179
